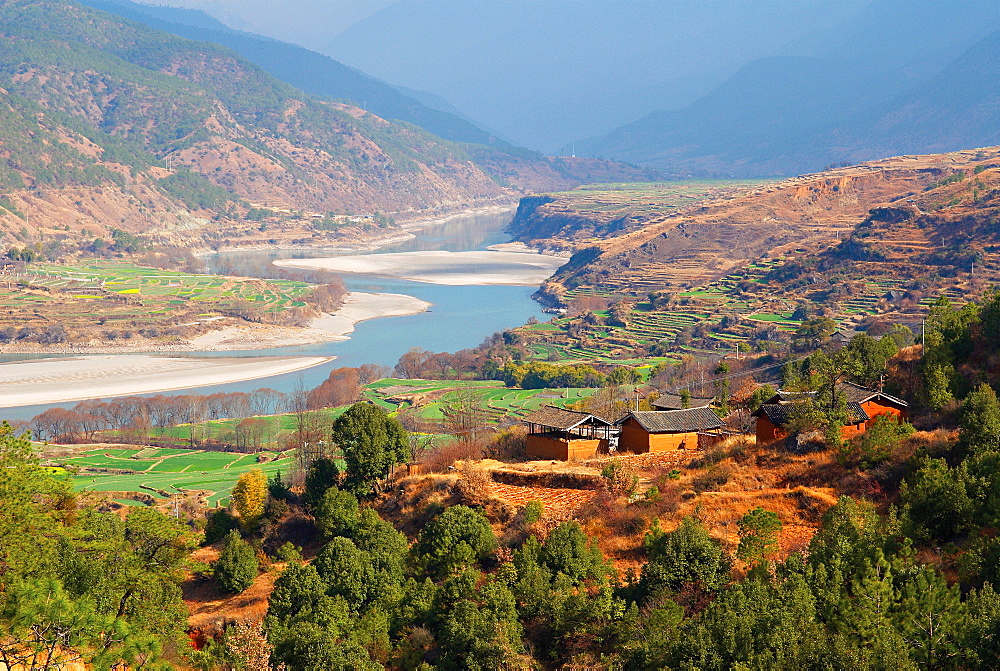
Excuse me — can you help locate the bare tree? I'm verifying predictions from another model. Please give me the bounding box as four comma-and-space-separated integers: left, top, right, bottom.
249, 387, 284, 416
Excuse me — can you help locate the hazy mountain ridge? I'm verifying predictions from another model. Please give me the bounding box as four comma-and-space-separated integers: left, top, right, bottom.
78, 0, 506, 147
578, 1, 1000, 176
0, 0, 532, 251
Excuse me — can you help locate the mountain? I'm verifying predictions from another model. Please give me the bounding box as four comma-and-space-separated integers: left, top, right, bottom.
0, 0, 542, 255
324, 0, 868, 152
520, 146, 1000, 305
578, 0, 1000, 177
78, 0, 505, 147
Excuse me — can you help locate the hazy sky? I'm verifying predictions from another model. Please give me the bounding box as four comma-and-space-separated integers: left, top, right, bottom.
146, 0, 393, 49
147, 0, 875, 150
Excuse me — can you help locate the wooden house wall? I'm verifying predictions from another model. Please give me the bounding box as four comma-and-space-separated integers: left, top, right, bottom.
860, 400, 906, 429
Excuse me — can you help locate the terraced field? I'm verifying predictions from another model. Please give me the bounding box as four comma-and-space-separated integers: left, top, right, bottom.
365, 378, 600, 427
517, 256, 926, 363
0, 261, 317, 343
60, 446, 295, 506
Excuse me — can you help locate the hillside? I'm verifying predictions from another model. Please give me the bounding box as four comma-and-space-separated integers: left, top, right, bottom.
523, 147, 1000, 305
0, 0, 652, 254
78, 0, 507, 147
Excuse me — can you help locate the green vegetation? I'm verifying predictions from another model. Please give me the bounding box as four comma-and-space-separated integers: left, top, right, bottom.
64, 446, 294, 506
0, 422, 193, 666
214, 529, 259, 593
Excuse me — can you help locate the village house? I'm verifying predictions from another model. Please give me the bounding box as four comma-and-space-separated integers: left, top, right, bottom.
649, 393, 714, 411
616, 407, 724, 453
523, 406, 615, 460
752, 382, 909, 444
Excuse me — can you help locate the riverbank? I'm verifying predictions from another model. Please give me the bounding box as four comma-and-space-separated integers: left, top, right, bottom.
210, 204, 519, 255
273, 249, 568, 286
0, 354, 334, 408
190, 291, 431, 350
0, 291, 431, 355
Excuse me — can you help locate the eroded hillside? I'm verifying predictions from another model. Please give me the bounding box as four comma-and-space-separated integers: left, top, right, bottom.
0, 0, 648, 254
516, 148, 1000, 304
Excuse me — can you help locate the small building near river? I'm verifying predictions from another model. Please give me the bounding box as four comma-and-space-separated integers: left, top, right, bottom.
616, 407, 725, 453
523, 406, 614, 461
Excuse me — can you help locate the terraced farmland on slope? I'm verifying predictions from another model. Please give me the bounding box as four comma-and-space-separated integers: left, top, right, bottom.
0, 260, 321, 348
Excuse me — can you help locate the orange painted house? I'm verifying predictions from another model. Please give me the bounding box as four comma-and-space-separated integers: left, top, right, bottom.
752, 383, 908, 444
523, 407, 614, 460
616, 408, 724, 454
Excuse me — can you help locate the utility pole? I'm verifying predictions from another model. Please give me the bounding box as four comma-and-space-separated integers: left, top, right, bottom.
921, 318, 925, 349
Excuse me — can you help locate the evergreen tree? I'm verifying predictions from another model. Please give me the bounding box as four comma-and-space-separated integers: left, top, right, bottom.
214, 530, 259, 594
332, 402, 410, 496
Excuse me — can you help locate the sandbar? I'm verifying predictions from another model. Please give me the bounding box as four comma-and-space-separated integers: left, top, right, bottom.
0, 354, 333, 408
273, 250, 567, 286
188, 291, 430, 350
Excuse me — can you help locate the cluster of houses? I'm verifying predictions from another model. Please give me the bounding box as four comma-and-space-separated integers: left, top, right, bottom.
522, 381, 908, 461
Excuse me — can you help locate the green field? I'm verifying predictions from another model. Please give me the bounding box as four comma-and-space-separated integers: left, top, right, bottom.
63, 446, 295, 506
23, 261, 311, 309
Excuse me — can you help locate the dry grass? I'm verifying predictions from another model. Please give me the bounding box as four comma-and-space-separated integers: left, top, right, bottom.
183, 544, 280, 636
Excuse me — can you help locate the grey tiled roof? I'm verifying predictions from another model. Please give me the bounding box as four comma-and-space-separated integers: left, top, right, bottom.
523, 406, 611, 430
650, 393, 714, 410
619, 407, 723, 433
754, 401, 869, 426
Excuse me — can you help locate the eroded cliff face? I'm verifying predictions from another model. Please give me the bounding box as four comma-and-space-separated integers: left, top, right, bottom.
515, 147, 1000, 304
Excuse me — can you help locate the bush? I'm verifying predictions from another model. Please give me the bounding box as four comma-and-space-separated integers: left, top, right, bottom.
214, 530, 259, 593
901, 457, 974, 543
640, 517, 731, 598
416, 505, 497, 578
274, 542, 303, 563
692, 465, 732, 493
523, 500, 543, 524
315, 487, 360, 541
204, 509, 239, 545
601, 458, 638, 498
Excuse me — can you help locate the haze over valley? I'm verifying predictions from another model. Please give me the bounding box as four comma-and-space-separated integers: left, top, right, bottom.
4, 1, 1000, 668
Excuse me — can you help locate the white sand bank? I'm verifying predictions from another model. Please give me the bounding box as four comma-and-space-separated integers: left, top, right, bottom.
0, 354, 333, 408
189, 291, 430, 350
309, 291, 431, 337
273, 250, 567, 286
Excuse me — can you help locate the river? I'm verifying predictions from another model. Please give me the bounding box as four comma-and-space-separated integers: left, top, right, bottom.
1, 208, 551, 420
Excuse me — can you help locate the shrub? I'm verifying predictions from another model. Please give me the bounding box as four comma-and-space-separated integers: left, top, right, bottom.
416, 505, 497, 578
640, 517, 731, 598
736, 507, 783, 565
274, 542, 303, 563
692, 465, 732, 493
214, 530, 259, 593
456, 462, 494, 505
204, 509, 239, 545
540, 521, 606, 583
601, 458, 638, 498
523, 500, 543, 524
315, 487, 360, 541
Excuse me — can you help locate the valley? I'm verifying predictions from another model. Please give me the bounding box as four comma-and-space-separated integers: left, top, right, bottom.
5, 1, 1000, 668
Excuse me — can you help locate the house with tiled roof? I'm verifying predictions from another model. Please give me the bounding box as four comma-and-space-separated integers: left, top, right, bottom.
649, 393, 714, 411
615, 407, 724, 453
751, 382, 908, 444
523, 406, 614, 460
